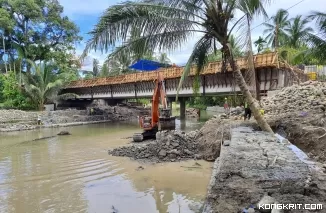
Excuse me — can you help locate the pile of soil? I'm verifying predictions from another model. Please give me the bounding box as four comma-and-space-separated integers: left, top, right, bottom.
262, 80, 326, 115
195, 117, 232, 161
108, 130, 201, 162
261, 81, 326, 162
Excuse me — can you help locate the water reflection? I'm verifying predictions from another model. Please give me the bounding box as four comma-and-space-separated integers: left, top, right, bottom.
0, 115, 213, 213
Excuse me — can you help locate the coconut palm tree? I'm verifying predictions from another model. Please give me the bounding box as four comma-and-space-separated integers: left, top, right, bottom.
254, 36, 267, 53
228, 34, 244, 58
285, 15, 313, 48
22, 60, 75, 111
100, 62, 109, 77
307, 11, 326, 63
107, 53, 134, 75
83, 0, 273, 132
156, 53, 171, 64
92, 58, 100, 77
237, 0, 270, 99
263, 9, 290, 49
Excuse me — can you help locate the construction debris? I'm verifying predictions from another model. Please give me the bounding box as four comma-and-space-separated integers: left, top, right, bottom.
262, 81, 326, 162
262, 81, 326, 115
108, 130, 200, 162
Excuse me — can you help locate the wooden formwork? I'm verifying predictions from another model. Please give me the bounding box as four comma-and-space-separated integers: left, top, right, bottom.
66, 52, 306, 89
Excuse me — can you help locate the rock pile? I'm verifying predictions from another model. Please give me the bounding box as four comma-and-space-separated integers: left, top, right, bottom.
262, 81, 326, 115
186, 108, 200, 118
261, 81, 326, 163
0, 105, 150, 132
108, 130, 201, 162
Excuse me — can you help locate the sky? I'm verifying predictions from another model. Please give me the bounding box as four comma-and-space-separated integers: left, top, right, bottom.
58, 0, 326, 70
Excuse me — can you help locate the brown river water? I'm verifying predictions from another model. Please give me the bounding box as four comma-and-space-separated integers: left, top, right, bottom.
0, 113, 213, 213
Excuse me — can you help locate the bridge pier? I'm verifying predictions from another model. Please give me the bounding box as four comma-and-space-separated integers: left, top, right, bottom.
179, 97, 186, 120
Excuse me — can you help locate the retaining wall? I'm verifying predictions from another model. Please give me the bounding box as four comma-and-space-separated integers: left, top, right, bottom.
203, 126, 326, 213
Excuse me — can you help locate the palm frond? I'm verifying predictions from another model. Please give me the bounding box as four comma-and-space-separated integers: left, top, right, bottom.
176, 35, 213, 100
57, 93, 79, 100
83, 1, 204, 55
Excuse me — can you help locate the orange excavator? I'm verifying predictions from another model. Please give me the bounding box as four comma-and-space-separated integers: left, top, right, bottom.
133, 72, 176, 142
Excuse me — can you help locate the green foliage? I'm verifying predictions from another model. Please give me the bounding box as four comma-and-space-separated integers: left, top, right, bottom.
100, 63, 109, 77
0, 0, 81, 72
285, 15, 313, 48
83, 0, 270, 100
193, 75, 200, 96
22, 60, 76, 110
263, 9, 290, 49
254, 36, 267, 53
306, 11, 326, 63
187, 95, 244, 109
0, 74, 5, 102
2, 71, 31, 109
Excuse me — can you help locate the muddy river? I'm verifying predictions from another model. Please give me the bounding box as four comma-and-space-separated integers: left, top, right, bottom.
0, 112, 214, 213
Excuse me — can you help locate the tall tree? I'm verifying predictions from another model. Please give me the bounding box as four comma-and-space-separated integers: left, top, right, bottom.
285, 15, 313, 48
228, 34, 244, 58
0, 7, 15, 73
263, 9, 290, 49
0, 0, 81, 66
100, 62, 109, 77
92, 58, 100, 77
254, 36, 267, 53
83, 0, 273, 133
156, 53, 171, 64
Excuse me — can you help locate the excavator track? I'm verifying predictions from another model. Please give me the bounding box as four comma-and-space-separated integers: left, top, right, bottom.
133, 133, 144, 142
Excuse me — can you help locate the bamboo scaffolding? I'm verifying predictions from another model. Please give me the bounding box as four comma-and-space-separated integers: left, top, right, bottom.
66, 52, 306, 89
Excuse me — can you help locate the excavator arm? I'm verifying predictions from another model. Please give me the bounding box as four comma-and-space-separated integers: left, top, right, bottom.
151, 72, 167, 127
134, 72, 175, 142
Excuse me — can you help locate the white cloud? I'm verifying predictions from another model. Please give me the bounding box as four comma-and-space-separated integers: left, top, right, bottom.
169, 0, 326, 64
58, 0, 117, 17
75, 46, 107, 71
63, 0, 326, 66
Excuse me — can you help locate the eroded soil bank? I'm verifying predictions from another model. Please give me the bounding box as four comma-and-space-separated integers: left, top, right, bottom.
0, 105, 149, 132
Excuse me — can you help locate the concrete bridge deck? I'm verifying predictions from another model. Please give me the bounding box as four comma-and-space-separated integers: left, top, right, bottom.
203, 126, 326, 213
61, 52, 308, 101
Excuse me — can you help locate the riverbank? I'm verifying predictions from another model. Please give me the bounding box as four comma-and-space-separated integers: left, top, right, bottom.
203, 126, 326, 213
0, 105, 149, 132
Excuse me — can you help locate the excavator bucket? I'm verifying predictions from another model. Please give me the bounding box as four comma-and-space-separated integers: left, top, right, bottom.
132, 133, 144, 142
159, 109, 176, 130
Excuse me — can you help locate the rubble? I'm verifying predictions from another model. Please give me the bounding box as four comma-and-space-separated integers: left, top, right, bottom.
108, 130, 201, 162
261, 80, 326, 162
0, 105, 150, 132
186, 108, 200, 118
262, 80, 326, 115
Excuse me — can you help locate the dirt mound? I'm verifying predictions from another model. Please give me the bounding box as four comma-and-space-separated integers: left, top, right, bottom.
108, 130, 201, 162
195, 117, 236, 161
262, 81, 326, 162
262, 81, 326, 115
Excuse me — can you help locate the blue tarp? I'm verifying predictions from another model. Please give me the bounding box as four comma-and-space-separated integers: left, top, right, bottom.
129, 59, 171, 71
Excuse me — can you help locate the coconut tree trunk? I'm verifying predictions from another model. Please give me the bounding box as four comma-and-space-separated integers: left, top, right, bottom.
246, 15, 258, 99
229, 57, 273, 133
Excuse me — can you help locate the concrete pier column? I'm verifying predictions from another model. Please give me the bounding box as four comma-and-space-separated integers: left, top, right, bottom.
179, 97, 186, 120
167, 98, 173, 112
